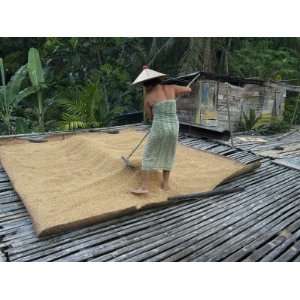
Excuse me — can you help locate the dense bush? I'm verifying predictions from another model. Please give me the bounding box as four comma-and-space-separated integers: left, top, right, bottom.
255, 118, 291, 135
284, 96, 300, 125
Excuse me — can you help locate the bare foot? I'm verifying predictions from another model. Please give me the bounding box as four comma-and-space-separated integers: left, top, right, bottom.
160, 182, 171, 191
131, 188, 149, 195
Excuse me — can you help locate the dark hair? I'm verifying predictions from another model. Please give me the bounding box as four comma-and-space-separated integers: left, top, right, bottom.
143, 77, 162, 92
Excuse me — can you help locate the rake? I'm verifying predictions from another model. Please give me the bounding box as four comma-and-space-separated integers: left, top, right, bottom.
121, 130, 150, 168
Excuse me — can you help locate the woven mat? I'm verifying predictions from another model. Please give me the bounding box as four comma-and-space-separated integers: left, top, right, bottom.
0, 129, 256, 236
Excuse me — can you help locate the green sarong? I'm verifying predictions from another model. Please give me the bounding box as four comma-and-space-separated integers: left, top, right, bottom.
142, 100, 179, 171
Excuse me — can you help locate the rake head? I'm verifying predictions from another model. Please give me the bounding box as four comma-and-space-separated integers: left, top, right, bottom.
121, 156, 135, 169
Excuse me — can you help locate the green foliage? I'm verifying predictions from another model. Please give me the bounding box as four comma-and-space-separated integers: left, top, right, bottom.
240, 109, 261, 131
14, 117, 32, 134
28, 48, 46, 131
0, 59, 36, 134
0, 38, 46, 77
28, 48, 45, 88
0, 58, 5, 86
230, 40, 300, 80
1, 37, 300, 135
58, 80, 118, 130
255, 118, 291, 135
284, 96, 300, 125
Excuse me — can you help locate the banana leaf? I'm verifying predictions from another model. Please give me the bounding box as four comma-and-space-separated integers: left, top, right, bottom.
6, 64, 28, 103
28, 48, 45, 88
15, 86, 37, 105
0, 58, 7, 110
0, 58, 5, 86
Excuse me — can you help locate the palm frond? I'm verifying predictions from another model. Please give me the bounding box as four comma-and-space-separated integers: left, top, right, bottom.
58, 80, 114, 130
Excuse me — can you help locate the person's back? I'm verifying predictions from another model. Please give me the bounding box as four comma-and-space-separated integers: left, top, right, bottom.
145, 84, 176, 106
144, 83, 191, 121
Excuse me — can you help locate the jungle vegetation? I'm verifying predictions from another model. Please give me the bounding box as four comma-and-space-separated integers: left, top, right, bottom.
0, 37, 300, 135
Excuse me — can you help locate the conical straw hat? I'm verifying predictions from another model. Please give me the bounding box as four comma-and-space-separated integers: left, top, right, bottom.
132, 65, 166, 85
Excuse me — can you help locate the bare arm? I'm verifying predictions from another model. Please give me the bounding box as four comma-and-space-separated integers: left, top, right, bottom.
174, 85, 192, 97
144, 100, 153, 121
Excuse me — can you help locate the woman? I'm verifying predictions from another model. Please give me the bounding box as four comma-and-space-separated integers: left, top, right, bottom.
131, 66, 192, 195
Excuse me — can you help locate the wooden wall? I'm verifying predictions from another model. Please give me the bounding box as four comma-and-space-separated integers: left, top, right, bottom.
177, 80, 287, 131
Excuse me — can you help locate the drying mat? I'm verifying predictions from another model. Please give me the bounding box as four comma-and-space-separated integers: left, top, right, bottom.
0, 129, 258, 237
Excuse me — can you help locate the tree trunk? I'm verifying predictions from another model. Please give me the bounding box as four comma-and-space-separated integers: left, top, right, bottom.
203, 37, 212, 72
37, 90, 44, 131
95, 43, 110, 111
224, 38, 232, 75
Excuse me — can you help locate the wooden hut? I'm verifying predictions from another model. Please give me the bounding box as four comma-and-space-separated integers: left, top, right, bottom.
175, 72, 289, 133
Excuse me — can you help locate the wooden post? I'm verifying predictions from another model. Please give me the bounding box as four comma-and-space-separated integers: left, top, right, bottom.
273, 89, 281, 117
225, 82, 234, 147
290, 95, 300, 127
143, 86, 147, 124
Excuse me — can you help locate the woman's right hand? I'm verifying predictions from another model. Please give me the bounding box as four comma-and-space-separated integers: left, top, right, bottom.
174, 85, 192, 96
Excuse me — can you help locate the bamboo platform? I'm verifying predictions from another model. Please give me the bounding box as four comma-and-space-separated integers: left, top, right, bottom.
0, 125, 300, 262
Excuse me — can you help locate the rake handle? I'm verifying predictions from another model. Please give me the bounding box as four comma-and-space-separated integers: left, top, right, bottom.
186, 72, 201, 88
126, 130, 150, 160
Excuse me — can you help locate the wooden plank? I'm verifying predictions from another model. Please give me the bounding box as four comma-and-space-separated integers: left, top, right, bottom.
161, 185, 299, 262
0, 196, 20, 205
0, 223, 35, 237
0, 249, 7, 262
156, 187, 300, 262
273, 157, 300, 171
0, 182, 13, 191
0, 209, 27, 221
262, 231, 300, 262
193, 197, 300, 262
208, 145, 231, 154
0, 178, 9, 183
293, 254, 300, 262
1, 228, 38, 247
275, 240, 300, 262
239, 220, 300, 262
124, 186, 300, 262
93, 189, 267, 262
219, 167, 295, 190
0, 202, 26, 214
92, 176, 298, 262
